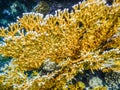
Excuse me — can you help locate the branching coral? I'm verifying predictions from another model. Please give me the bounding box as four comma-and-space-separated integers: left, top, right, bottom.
0, 0, 120, 89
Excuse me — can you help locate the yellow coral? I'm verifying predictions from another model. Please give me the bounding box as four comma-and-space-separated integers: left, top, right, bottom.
0, 0, 120, 89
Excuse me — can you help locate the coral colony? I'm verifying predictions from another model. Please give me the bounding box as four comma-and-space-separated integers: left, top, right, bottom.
0, 0, 120, 89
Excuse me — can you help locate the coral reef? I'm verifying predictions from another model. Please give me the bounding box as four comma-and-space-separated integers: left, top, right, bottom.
0, 0, 120, 89
0, 0, 81, 27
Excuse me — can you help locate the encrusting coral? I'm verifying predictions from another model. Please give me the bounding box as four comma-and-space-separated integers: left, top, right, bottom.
0, 0, 120, 89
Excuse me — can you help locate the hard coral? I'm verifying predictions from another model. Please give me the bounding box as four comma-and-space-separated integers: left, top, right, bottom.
0, 0, 120, 89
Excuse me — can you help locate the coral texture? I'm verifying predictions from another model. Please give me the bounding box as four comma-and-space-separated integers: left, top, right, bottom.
0, 0, 120, 89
